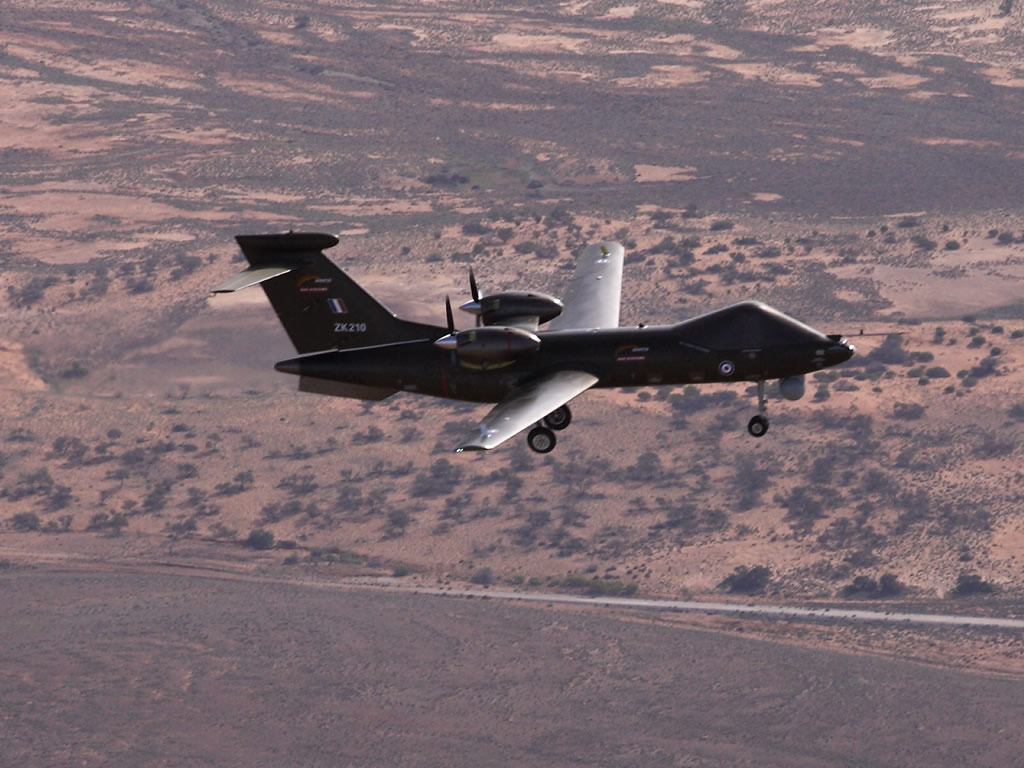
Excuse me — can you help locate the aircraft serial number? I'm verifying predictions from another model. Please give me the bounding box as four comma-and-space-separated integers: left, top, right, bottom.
334, 322, 367, 333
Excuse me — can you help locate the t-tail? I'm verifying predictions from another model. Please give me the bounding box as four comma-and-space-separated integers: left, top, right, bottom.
213, 232, 443, 354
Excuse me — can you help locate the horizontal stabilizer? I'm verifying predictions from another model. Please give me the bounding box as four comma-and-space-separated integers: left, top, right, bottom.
212, 265, 295, 293
213, 232, 340, 292
236, 232, 340, 262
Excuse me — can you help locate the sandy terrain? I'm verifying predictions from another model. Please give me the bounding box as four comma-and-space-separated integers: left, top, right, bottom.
3, 559, 1024, 768
2, 1, 1024, 763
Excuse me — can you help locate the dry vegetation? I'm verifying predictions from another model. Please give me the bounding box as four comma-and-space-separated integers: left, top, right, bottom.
2, 1, 1024, 764
4, 207, 1022, 604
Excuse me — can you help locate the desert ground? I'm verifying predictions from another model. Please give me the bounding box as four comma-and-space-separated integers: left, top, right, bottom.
2, 0, 1024, 765
4, 560, 1024, 768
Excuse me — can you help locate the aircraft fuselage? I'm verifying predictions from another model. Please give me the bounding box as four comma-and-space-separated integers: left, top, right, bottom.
278, 301, 855, 404
221, 232, 856, 451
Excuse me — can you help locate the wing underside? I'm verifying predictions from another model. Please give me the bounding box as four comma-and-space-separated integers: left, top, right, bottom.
454, 370, 599, 452
546, 241, 624, 331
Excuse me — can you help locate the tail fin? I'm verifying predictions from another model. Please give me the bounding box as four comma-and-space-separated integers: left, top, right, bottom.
214, 232, 443, 354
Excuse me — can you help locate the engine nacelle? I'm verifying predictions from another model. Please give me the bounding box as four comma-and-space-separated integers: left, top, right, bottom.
460, 291, 563, 327
435, 326, 541, 365
779, 375, 805, 401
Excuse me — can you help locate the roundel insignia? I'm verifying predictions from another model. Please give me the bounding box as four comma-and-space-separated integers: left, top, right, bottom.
718, 360, 735, 376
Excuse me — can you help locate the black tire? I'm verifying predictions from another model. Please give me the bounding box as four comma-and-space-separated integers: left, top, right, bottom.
543, 405, 572, 431
747, 415, 769, 437
527, 426, 557, 453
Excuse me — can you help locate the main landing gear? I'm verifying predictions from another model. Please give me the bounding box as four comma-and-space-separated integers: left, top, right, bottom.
747, 380, 770, 438
543, 405, 572, 431
527, 426, 556, 453
527, 405, 572, 453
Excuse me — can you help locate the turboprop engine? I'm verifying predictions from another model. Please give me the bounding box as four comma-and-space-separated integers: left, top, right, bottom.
460, 291, 563, 327
458, 270, 563, 328
779, 375, 806, 401
434, 326, 541, 365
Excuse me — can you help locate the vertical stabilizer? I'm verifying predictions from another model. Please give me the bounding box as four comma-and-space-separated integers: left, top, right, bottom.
217, 232, 442, 354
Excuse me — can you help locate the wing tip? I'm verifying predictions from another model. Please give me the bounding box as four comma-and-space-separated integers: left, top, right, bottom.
454, 444, 488, 453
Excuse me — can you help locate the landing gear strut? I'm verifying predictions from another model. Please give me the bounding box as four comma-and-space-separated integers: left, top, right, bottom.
748, 379, 770, 437
527, 425, 556, 453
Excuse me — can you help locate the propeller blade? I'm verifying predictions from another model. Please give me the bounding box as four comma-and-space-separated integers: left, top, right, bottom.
469, 269, 481, 326
435, 295, 459, 350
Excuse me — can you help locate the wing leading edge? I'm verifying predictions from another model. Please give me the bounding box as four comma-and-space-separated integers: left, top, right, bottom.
454, 370, 599, 452
547, 241, 624, 331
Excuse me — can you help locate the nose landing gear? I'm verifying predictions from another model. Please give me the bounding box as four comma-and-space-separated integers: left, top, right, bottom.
748, 414, 769, 437
747, 379, 770, 437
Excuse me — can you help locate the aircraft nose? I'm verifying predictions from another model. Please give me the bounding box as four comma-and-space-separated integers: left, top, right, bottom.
274, 357, 303, 376
826, 340, 855, 365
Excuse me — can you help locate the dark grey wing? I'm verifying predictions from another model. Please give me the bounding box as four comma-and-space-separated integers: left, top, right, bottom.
546, 241, 624, 331
454, 370, 599, 452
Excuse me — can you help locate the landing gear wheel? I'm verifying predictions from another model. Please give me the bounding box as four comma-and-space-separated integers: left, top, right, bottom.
527, 426, 557, 453
748, 415, 769, 437
543, 405, 572, 431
